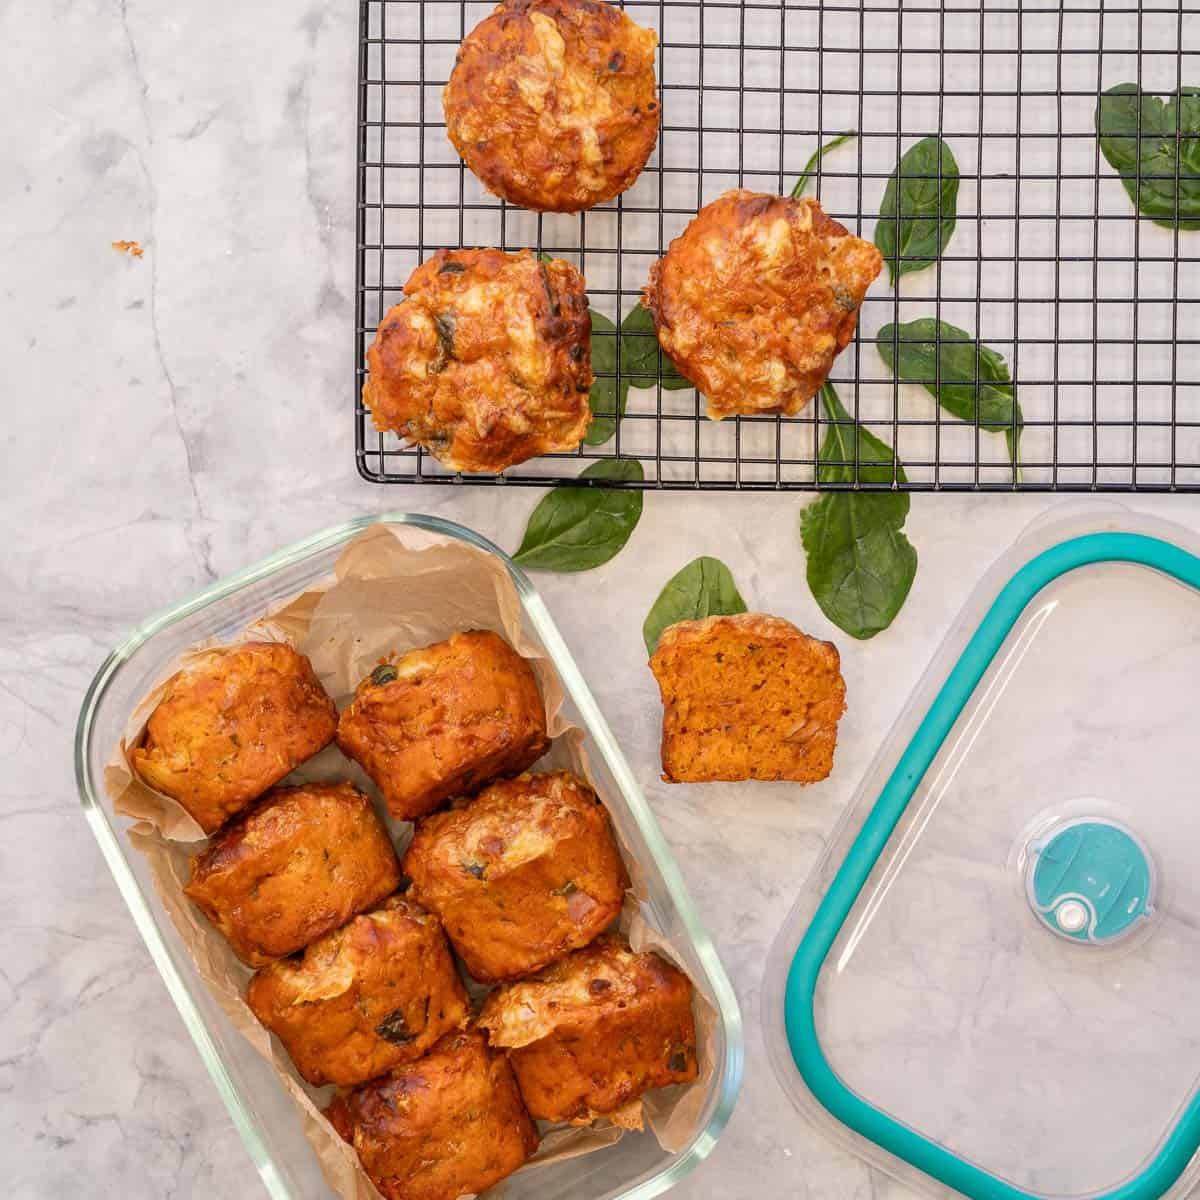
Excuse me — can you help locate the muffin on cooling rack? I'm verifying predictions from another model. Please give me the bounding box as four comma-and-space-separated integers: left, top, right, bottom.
479, 933, 698, 1127
362, 248, 592, 473
336, 630, 550, 821
403, 770, 628, 983
246, 893, 469, 1087
444, 0, 659, 212
184, 781, 401, 967
648, 613, 846, 784
131, 642, 337, 833
326, 1029, 538, 1200
642, 190, 883, 419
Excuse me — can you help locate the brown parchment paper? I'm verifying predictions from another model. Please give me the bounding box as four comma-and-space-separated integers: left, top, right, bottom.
104, 523, 717, 1200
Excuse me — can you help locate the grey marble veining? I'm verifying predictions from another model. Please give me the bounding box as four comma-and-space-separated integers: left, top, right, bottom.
6, 2, 1200, 1198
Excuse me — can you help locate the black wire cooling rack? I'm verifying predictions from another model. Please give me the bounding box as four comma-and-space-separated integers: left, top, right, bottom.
355, 0, 1200, 490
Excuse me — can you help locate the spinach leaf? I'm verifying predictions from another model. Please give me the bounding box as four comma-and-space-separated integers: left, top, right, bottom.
1096, 84, 1200, 231
791, 131, 858, 198
874, 137, 960, 284
799, 385, 918, 640
585, 310, 623, 446
642, 556, 748, 655
877, 318, 1022, 466
584, 304, 689, 446
512, 459, 644, 572
619, 303, 690, 390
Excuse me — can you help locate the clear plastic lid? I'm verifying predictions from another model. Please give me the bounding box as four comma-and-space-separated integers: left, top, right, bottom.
765, 508, 1200, 1200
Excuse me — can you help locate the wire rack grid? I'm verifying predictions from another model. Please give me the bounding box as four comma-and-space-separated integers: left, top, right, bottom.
355, 0, 1200, 491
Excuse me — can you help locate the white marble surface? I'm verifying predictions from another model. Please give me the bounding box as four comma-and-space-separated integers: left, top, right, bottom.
6, 2, 1200, 1198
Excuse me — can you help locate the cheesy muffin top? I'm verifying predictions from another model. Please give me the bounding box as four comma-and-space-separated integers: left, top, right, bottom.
444, 0, 659, 212
643, 190, 883, 419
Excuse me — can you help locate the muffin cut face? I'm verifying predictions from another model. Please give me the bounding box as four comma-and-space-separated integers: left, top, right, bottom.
444, 0, 660, 212
184, 781, 401, 967
478, 934, 698, 1125
648, 612, 847, 784
643, 190, 883, 419
245, 893, 469, 1087
362, 248, 592, 474
130, 641, 337, 833
325, 1029, 538, 1200
403, 769, 628, 982
336, 629, 550, 821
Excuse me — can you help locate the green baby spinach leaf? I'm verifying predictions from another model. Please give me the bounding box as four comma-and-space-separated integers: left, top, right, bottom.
585, 304, 690, 447
874, 137, 960, 284
791, 131, 859, 198
799, 385, 917, 641
586, 310, 623, 446
642, 556, 748, 656
1096, 84, 1200, 231
619, 303, 690, 389
512, 458, 644, 572
877, 318, 1022, 467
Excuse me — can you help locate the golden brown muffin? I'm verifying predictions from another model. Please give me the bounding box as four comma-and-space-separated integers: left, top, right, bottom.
362, 248, 592, 473
642, 190, 883, 419
648, 613, 846, 784
326, 1029, 538, 1200
245, 894, 469, 1087
336, 630, 550, 821
131, 642, 338, 833
184, 782, 401, 967
403, 770, 627, 983
479, 934, 697, 1125
444, 0, 659, 212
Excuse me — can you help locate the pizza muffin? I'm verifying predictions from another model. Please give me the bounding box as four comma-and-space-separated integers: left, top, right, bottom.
362, 248, 592, 473
403, 770, 627, 983
444, 0, 659, 212
326, 1029, 538, 1200
642, 190, 883, 419
337, 630, 550, 821
184, 782, 401, 967
648, 613, 846, 784
246, 894, 468, 1087
130, 642, 337, 833
479, 934, 697, 1126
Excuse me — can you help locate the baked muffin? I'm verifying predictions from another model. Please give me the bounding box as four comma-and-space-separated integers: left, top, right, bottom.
362, 248, 592, 473
444, 0, 659, 212
642, 190, 883, 419
479, 934, 697, 1125
326, 1029, 538, 1200
404, 770, 627, 983
131, 642, 337, 833
648, 613, 846, 784
184, 782, 401, 967
336, 630, 550, 821
246, 894, 469, 1087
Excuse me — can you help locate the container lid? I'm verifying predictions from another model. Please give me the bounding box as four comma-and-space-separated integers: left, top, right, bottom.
765, 510, 1200, 1200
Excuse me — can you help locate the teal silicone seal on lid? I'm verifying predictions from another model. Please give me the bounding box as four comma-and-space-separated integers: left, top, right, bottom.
781, 531, 1200, 1200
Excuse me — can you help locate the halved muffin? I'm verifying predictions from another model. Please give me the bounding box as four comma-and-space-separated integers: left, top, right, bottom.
648, 613, 846, 784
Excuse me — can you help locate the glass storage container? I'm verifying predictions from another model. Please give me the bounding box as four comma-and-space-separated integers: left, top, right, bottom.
75, 513, 743, 1200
